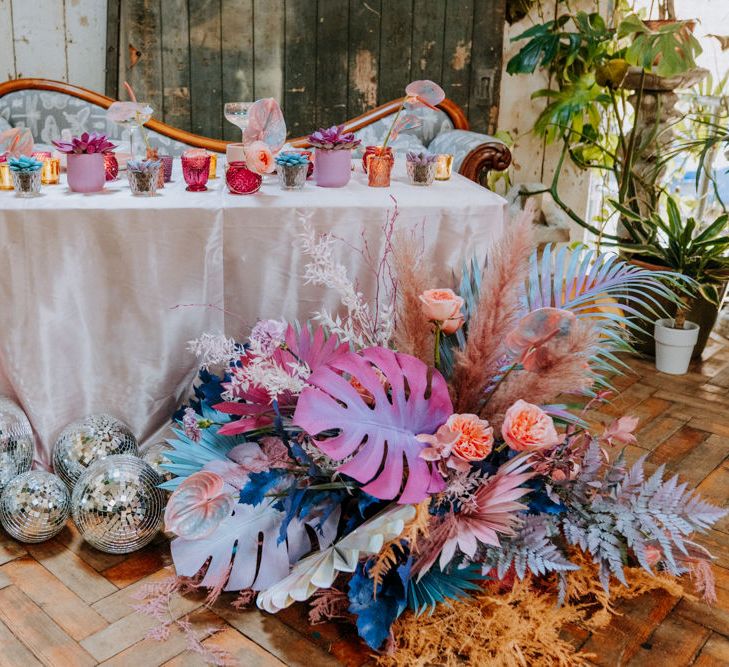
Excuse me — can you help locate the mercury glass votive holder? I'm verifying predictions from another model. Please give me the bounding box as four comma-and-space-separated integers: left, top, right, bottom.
159, 155, 173, 182
0, 162, 12, 190
41, 157, 60, 184
278, 162, 308, 190
435, 153, 454, 180
367, 154, 393, 187
406, 160, 437, 186
181, 154, 211, 192
11, 170, 42, 197
208, 152, 218, 179
127, 165, 161, 196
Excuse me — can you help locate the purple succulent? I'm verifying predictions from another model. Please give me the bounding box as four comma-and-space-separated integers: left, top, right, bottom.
406, 151, 437, 165
52, 132, 117, 155
307, 125, 361, 151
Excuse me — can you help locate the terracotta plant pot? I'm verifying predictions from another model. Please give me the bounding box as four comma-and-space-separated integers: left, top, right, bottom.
66, 153, 105, 193
314, 148, 352, 188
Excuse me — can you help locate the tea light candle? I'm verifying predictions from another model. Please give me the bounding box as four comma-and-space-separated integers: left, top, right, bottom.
41, 157, 60, 185
435, 153, 454, 180
226, 143, 246, 164
0, 162, 12, 190
208, 152, 218, 179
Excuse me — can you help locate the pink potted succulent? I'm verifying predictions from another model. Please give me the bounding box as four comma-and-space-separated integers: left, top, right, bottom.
307, 126, 361, 187
53, 132, 117, 193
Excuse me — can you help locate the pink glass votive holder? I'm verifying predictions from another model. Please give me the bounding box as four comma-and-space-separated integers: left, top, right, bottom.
104, 153, 119, 181
226, 161, 262, 194
181, 154, 211, 192
159, 155, 173, 182
31, 151, 52, 161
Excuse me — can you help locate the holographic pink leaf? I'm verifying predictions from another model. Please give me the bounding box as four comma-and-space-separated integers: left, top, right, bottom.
389, 113, 422, 142
164, 471, 236, 540
0, 127, 33, 157
505, 307, 576, 364
242, 98, 286, 152
293, 346, 452, 503
405, 80, 446, 110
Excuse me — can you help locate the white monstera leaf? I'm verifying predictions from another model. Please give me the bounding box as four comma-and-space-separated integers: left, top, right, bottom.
257, 503, 416, 613
171, 499, 339, 592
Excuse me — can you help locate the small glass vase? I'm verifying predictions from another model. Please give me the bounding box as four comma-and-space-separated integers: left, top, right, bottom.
406, 160, 436, 186
367, 154, 393, 187
127, 166, 160, 196
278, 163, 308, 190
11, 170, 42, 197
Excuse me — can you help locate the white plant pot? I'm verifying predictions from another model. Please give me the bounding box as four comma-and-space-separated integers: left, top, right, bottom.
654, 318, 700, 375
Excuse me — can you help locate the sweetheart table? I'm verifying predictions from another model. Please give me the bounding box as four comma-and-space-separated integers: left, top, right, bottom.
0, 161, 507, 467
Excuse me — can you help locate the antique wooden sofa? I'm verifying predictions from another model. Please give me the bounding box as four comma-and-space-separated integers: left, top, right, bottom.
0, 78, 510, 186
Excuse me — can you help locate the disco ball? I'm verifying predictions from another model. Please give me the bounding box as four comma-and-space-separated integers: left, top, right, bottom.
52, 414, 138, 489
71, 454, 164, 554
0, 397, 34, 495
0, 471, 70, 543
139, 441, 175, 484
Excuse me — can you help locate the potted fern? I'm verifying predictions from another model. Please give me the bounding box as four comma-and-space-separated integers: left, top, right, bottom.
617, 196, 729, 372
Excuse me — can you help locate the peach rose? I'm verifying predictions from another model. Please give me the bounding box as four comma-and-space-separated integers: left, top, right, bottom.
419, 289, 464, 323
244, 140, 275, 174
441, 313, 465, 335
447, 414, 494, 461
502, 400, 562, 452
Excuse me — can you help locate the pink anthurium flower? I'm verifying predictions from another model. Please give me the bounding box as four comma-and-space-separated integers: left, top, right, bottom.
164, 471, 236, 540
0, 127, 34, 157
405, 80, 446, 111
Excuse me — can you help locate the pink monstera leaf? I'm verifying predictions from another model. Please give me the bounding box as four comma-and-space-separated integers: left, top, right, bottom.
0, 127, 33, 157
216, 326, 347, 436
405, 80, 446, 110
164, 471, 236, 540
293, 346, 453, 503
242, 98, 286, 152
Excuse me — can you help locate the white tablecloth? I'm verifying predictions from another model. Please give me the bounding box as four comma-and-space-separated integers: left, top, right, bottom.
0, 162, 507, 466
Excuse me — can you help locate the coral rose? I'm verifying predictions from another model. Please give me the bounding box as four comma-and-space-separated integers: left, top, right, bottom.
244, 140, 275, 174
446, 414, 494, 461
419, 288, 464, 323
502, 400, 562, 451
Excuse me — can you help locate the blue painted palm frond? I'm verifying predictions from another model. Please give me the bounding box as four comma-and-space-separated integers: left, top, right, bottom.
526, 244, 688, 330
407, 563, 485, 616
160, 419, 240, 491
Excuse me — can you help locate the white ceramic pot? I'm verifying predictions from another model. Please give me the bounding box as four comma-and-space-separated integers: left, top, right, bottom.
654, 318, 699, 375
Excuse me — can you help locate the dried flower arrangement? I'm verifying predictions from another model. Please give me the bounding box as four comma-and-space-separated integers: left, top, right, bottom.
142, 208, 725, 662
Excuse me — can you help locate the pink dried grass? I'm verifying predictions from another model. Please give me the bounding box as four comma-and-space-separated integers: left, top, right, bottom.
391, 227, 434, 363
450, 210, 535, 413
484, 318, 599, 428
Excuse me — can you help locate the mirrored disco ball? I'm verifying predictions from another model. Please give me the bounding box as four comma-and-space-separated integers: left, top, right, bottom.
0, 397, 34, 495
139, 441, 175, 484
71, 454, 164, 554
0, 471, 70, 543
52, 414, 138, 489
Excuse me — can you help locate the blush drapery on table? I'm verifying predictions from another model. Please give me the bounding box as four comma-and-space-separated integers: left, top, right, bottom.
0, 162, 507, 467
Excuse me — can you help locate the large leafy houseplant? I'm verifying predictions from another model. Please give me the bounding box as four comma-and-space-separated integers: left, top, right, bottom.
617, 195, 729, 327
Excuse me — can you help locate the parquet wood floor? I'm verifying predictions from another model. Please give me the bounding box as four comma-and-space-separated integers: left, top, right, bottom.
1, 338, 728, 666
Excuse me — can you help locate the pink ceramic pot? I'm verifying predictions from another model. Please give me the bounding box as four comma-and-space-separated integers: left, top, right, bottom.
314, 148, 352, 187
66, 153, 105, 193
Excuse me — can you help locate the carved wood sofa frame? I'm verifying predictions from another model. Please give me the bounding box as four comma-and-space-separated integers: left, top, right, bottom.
0, 78, 511, 185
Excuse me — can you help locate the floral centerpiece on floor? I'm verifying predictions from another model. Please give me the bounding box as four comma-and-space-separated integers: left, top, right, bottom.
144, 207, 726, 665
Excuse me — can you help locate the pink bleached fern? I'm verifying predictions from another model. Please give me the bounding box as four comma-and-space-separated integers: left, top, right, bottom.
216, 325, 347, 436
294, 346, 452, 503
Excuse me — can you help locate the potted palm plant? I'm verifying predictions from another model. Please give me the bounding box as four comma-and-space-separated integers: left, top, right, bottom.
617, 196, 729, 371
